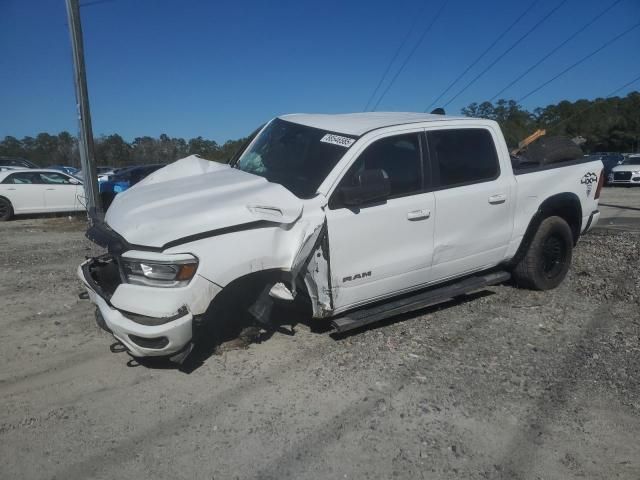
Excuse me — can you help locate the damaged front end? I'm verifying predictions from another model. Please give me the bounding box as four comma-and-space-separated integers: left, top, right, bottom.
79, 158, 337, 361
78, 246, 218, 362
246, 217, 335, 328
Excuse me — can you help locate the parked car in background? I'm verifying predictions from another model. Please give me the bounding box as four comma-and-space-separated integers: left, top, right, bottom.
0, 169, 85, 221
609, 156, 640, 185
586, 153, 624, 184
0, 156, 39, 170
0, 166, 25, 172
76, 166, 115, 181
48, 165, 80, 176
99, 164, 166, 209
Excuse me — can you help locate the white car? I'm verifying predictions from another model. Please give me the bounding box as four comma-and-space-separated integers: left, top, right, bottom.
0, 166, 26, 172
78, 112, 603, 362
609, 156, 640, 185
0, 169, 85, 220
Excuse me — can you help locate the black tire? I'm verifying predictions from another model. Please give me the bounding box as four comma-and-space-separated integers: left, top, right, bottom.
522, 136, 583, 165
512, 216, 573, 290
0, 197, 13, 221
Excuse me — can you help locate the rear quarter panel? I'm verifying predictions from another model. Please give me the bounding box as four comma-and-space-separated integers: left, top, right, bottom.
505, 160, 603, 259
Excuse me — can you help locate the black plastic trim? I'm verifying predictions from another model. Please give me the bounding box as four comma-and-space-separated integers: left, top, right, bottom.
86, 217, 274, 254
506, 192, 583, 268
581, 209, 599, 233
162, 221, 273, 250
513, 156, 596, 175
121, 306, 189, 326
81, 261, 115, 306
128, 335, 169, 349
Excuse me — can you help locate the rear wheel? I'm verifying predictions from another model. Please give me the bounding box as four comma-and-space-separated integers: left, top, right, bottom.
513, 216, 573, 290
0, 198, 13, 221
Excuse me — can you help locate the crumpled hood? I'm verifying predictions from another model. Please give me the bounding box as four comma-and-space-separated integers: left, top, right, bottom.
105, 156, 303, 249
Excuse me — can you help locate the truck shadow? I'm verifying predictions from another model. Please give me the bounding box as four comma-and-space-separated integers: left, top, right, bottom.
129, 289, 496, 374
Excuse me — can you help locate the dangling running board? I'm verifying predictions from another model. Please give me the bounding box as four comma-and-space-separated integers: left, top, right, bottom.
331, 271, 510, 333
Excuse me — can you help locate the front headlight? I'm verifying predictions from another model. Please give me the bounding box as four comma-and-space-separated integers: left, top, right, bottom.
120, 258, 198, 288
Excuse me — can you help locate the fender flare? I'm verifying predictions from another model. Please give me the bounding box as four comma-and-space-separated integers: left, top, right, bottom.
508, 192, 582, 267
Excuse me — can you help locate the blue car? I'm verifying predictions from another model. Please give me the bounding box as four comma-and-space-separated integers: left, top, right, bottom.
48, 165, 80, 176
99, 164, 165, 208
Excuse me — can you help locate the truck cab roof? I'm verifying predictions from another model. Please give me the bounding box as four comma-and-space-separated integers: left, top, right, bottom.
279, 112, 471, 137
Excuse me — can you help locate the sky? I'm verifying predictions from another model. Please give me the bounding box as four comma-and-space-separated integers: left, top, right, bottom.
1, 0, 639, 143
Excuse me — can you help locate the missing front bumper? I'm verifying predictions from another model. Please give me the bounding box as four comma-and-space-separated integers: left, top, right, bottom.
78, 259, 195, 358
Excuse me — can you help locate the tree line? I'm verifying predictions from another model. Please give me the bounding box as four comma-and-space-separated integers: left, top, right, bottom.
461, 91, 640, 152
0, 132, 247, 169
1, 92, 638, 168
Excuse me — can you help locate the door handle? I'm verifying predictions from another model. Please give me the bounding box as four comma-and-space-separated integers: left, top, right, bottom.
46, 188, 56, 191
407, 209, 431, 221
488, 194, 507, 205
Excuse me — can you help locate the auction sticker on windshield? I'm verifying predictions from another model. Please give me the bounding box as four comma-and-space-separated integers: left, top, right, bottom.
320, 134, 356, 148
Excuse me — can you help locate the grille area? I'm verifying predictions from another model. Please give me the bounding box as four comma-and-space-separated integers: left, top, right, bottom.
614, 171, 632, 181
128, 335, 169, 349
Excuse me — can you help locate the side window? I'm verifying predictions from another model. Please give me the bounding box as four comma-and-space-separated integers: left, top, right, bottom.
427, 129, 499, 188
340, 133, 423, 199
3, 172, 42, 184
39, 172, 72, 185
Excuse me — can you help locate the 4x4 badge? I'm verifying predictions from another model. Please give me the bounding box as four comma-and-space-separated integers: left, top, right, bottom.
581, 172, 597, 196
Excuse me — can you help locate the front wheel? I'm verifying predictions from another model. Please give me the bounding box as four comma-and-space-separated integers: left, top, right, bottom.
0, 198, 13, 221
512, 216, 573, 290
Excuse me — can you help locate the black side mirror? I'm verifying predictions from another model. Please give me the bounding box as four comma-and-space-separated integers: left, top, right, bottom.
340, 168, 391, 206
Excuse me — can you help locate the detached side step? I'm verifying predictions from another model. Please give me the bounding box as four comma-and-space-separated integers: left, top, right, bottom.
331, 271, 510, 333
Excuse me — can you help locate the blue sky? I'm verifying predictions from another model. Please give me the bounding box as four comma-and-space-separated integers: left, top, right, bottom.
1, 0, 639, 143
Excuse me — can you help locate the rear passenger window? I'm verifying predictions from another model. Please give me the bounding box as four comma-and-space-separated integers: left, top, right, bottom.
427, 129, 499, 188
3, 172, 43, 184
343, 133, 423, 198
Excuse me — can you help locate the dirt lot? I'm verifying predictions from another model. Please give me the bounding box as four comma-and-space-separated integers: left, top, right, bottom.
1, 187, 639, 480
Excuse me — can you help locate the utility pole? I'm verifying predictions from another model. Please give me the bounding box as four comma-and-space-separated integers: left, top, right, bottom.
65, 0, 102, 221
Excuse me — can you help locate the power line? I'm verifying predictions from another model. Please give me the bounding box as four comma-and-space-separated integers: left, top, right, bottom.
518, 21, 640, 103
80, 0, 115, 6
490, 0, 623, 102
441, 0, 568, 109
363, 2, 429, 112
424, 0, 539, 113
371, 0, 447, 112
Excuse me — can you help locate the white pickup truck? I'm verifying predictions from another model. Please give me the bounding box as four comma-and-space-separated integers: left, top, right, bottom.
78, 112, 604, 362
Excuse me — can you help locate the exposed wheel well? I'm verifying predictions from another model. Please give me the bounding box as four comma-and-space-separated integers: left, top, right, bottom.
197, 269, 312, 331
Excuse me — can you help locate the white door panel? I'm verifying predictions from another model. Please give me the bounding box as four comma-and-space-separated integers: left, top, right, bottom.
327, 192, 435, 310
431, 181, 512, 280
427, 125, 515, 281
39, 172, 81, 211
2, 185, 47, 213
43, 185, 79, 211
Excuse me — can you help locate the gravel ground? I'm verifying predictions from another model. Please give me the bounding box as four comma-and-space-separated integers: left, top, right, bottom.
0, 188, 639, 480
